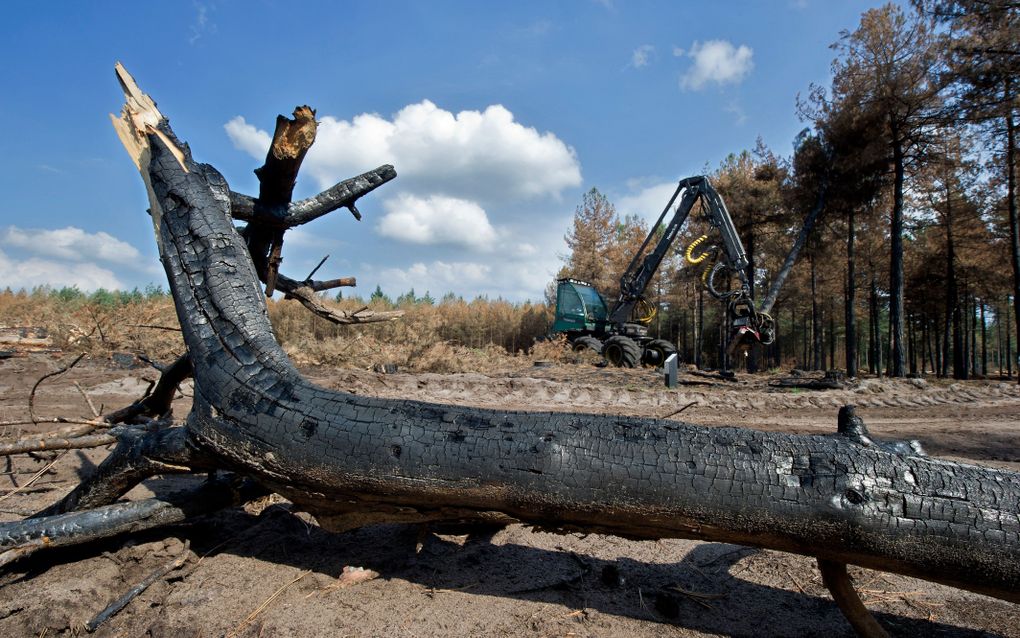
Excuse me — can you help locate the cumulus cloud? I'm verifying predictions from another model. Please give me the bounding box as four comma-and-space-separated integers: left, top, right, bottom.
225, 101, 582, 302
678, 40, 754, 91
369, 253, 559, 302
378, 261, 492, 292
377, 194, 497, 249
357, 221, 567, 302
225, 100, 581, 203
0, 249, 123, 291
631, 45, 654, 68
224, 116, 272, 158
189, 2, 216, 45
616, 181, 684, 224
2, 226, 142, 265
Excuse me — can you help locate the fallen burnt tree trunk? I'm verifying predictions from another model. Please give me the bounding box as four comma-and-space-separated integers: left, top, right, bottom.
3, 66, 1019, 635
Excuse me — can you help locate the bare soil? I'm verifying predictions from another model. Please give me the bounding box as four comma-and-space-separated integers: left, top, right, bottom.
2, 352, 1019, 637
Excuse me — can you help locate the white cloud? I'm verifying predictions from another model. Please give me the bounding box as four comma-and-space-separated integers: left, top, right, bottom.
189, 2, 216, 45
377, 194, 497, 249
224, 116, 272, 158
369, 254, 559, 302
724, 101, 748, 125
678, 40, 754, 91
617, 181, 684, 224
0, 249, 124, 291
225, 100, 582, 204
358, 220, 568, 302
224, 102, 582, 302
631, 45, 654, 69
2, 226, 142, 265
376, 260, 492, 293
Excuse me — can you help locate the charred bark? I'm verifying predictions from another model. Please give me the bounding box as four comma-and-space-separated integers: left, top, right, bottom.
4, 66, 1020, 633
139, 130, 1020, 598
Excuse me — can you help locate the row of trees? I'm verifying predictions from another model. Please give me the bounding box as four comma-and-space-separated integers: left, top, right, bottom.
557, 1, 1019, 379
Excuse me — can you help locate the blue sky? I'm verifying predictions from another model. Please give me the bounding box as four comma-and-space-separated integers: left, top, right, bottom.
0, 1, 887, 302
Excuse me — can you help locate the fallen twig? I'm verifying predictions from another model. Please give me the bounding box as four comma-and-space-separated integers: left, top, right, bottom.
73, 382, 101, 418
0, 417, 106, 429
0, 453, 66, 503
662, 401, 698, 419
226, 570, 310, 638
29, 353, 86, 424
84, 540, 191, 632
0, 431, 120, 457
668, 584, 727, 610
0, 536, 49, 569
127, 324, 182, 332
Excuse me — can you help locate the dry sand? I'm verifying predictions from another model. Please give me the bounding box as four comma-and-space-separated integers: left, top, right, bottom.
2, 352, 1019, 637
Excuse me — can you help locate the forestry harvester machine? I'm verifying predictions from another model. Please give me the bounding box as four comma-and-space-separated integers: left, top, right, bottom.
551, 175, 776, 367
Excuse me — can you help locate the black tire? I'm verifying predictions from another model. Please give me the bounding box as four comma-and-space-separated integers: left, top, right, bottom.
571, 336, 603, 353
603, 335, 641, 368
642, 339, 677, 366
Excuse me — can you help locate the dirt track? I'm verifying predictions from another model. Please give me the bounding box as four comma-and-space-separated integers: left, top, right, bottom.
2, 352, 1020, 637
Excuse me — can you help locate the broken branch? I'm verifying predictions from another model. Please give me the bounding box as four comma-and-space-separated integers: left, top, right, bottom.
228, 166, 396, 227
84, 540, 191, 632
29, 353, 86, 424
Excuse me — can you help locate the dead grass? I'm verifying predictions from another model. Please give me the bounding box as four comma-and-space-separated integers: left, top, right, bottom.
0, 289, 558, 373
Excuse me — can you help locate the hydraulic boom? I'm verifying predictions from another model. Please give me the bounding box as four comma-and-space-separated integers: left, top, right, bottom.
611, 176, 774, 345
551, 175, 776, 367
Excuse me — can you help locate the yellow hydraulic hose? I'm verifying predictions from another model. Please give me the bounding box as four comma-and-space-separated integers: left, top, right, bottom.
635, 298, 656, 324
685, 235, 711, 264
701, 260, 715, 285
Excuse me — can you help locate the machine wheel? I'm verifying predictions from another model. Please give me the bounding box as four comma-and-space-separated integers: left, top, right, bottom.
571, 336, 603, 353
603, 336, 642, 368
642, 339, 677, 366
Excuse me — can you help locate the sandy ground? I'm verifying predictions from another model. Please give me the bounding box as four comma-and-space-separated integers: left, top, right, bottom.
1, 351, 1019, 637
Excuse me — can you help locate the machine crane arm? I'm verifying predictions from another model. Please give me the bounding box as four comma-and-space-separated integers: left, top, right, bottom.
608, 176, 763, 337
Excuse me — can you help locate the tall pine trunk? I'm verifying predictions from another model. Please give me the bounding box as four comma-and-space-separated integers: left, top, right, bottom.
1005, 89, 1020, 385
981, 300, 988, 377
846, 207, 858, 377
811, 257, 821, 371
870, 271, 881, 376
889, 117, 907, 377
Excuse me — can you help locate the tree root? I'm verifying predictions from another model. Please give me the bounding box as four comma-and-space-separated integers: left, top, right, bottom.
102, 354, 192, 424
0, 475, 267, 566
818, 559, 890, 638
33, 427, 211, 517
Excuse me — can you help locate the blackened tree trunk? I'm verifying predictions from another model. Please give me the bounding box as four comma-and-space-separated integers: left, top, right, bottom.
971, 294, 979, 378
889, 120, 907, 377
869, 272, 881, 376
908, 312, 917, 376
1007, 102, 1020, 385
812, 257, 821, 371
125, 120, 1020, 598
696, 287, 704, 369
945, 179, 966, 379
981, 300, 988, 377
846, 207, 858, 377
1008, 296, 1015, 379
829, 301, 836, 371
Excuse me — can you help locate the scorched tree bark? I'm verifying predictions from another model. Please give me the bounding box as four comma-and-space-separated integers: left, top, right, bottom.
3, 65, 1020, 637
